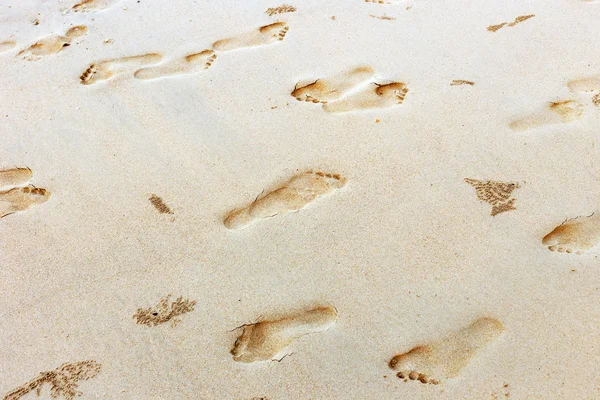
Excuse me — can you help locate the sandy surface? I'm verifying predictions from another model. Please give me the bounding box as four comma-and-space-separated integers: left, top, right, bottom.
2, 0, 600, 398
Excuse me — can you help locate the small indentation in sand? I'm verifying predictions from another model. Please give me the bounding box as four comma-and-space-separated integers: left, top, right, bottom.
266, 5, 296, 16
149, 194, 173, 214
465, 178, 520, 216
487, 14, 534, 32
451, 80, 474, 86
133, 295, 196, 327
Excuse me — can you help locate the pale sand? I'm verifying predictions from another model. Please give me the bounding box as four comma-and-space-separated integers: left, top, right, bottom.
2, 0, 600, 399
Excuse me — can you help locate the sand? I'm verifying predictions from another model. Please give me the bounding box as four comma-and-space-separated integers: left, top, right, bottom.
2, 0, 600, 399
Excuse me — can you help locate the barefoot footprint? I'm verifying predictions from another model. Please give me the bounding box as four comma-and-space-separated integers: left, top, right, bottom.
509, 100, 584, 132
542, 213, 600, 254
134, 50, 216, 80
231, 306, 337, 363
72, 0, 120, 12
18, 26, 88, 60
322, 82, 408, 113
0, 167, 32, 190
0, 41, 16, 54
568, 75, 600, 93
224, 171, 347, 230
80, 53, 163, 85
212, 22, 289, 52
389, 318, 504, 384
291, 66, 376, 103
0, 186, 51, 218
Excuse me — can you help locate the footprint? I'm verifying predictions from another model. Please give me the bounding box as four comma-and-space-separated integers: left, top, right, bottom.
3, 360, 101, 400
72, 0, 120, 12
224, 171, 347, 230
18, 26, 87, 60
464, 178, 520, 216
212, 22, 289, 52
0, 167, 32, 190
389, 318, 504, 384
291, 66, 375, 103
0, 186, 51, 218
0, 40, 16, 53
568, 75, 600, 93
231, 306, 337, 363
322, 82, 408, 113
542, 213, 600, 254
134, 50, 216, 80
80, 53, 163, 85
509, 100, 584, 132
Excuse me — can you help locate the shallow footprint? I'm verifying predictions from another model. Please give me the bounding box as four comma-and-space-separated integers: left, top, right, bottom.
213, 22, 289, 52
542, 213, 600, 254
0, 167, 32, 190
18, 26, 88, 60
72, 0, 120, 12
291, 66, 375, 103
389, 318, 504, 384
134, 50, 216, 80
509, 100, 584, 132
80, 53, 163, 85
224, 171, 347, 230
323, 82, 408, 113
231, 306, 337, 363
0, 40, 16, 54
0, 186, 50, 218
568, 75, 600, 93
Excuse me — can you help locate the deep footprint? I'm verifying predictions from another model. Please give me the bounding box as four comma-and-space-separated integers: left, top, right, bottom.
134, 50, 216, 80
291, 66, 375, 103
224, 171, 347, 230
0, 167, 32, 189
231, 306, 337, 363
542, 213, 600, 254
212, 22, 289, 52
389, 318, 504, 384
0, 186, 51, 218
80, 53, 163, 85
323, 82, 408, 113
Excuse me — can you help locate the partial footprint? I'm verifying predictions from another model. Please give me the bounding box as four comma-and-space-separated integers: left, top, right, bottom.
389, 318, 504, 384
0, 40, 16, 54
291, 66, 375, 103
231, 306, 337, 363
509, 100, 584, 132
0, 186, 51, 218
322, 82, 408, 113
464, 178, 520, 216
80, 53, 163, 85
213, 22, 289, 52
18, 26, 87, 60
0, 167, 32, 190
542, 213, 600, 254
72, 0, 120, 12
224, 171, 347, 230
134, 50, 216, 80
568, 75, 600, 93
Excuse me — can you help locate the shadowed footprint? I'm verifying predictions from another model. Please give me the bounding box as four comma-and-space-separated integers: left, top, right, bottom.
509, 100, 584, 132
134, 50, 216, 80
224, 171, 347, 230
323, 82, 408, 113
18, 26, 87, 60
0, 186, 50, 218
213, 22, 289, 52
542, 213, 600, 254
231, 306, 337, 363
291, 66, 375, 103
0, 167, 32, 190
80, 53, 163, 85
389, 318, 504, 384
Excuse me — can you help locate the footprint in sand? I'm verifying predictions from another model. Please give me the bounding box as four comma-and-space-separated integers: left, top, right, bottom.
292, 66, 376, 103
18, 26, 88, 60
212, 22, 289, 52
231, 306, 337, 363
0, 40, 17, 54
72, 0, 120, 12
509, 100, 584, 132
389, 318, 504, 384
542, 213, 600, 254
224, 171, 346, 230
568, 75, 600, 93
0, 167, 50, 219
134, 50, 216, 80
322, 82, 408, 113
80, 53, 163, 85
